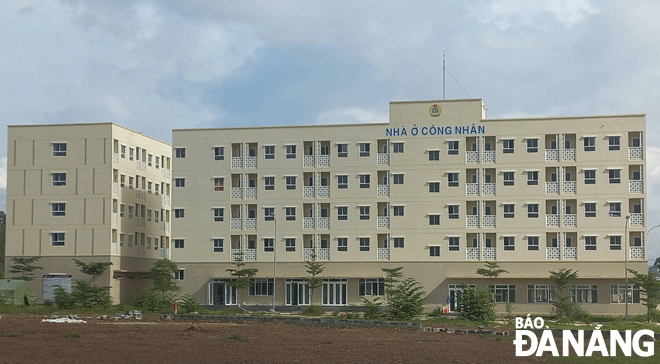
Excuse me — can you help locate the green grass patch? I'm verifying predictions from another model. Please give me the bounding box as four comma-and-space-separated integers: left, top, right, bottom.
225, 334, 247, 342
301, 305, 324, 316
64, 332, 80, 338
4, 333, 22, 337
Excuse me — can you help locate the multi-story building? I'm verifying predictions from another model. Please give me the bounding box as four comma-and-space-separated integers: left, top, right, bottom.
4, 123, 172, 302
172, 99, 647, 314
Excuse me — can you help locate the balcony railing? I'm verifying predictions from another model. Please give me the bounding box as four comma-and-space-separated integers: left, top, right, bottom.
630, 246, 645, 260
318, 248, 330, 260
303, 186, 315, 198
231, 187, 243, 199
245, 156, 257, 168
303, 155, 315, 167
563, 247, 577, 260
482, 215, 495, 227
629, 147, 643, 159
466, 151, 478, 163
630, 213, 644, 226
483, 247, 496, 260
231, 157, 242, 168
112, 213, 117, 224
377, 184, 390, 197
562, 148, 576, 161
246, 187, 257, 199
303, 217, 315, 229
303, 248, 314, 260
466, 215, 479, 228
377, 153, 390, 165
377, 216, 390, 229
318, 186, 330, 198
562, 214, 576, 227
231, 249, 242, 261
482, 183, 495, 195
466, 183, 479, 196
112, 153, 118, 163
483, 151, 495, 163
244, 249, 257, 260
546, 214, 560, 227
111, 242, 117, 255
562, 181, 576, 194
546, 182, 559, 194
466, 247, 480, 260
630, 180, 643, 193
160, 248, 169, 259
377, 248, 390, 260
245, 218, 256, 230
546, 247, 560, 260
318, 217, 330, 229
230, 218, 242, 230
112, 182, 118, 193
545, 149, 558, 161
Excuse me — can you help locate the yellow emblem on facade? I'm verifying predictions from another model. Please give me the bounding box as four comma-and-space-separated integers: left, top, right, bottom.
429, 104, 441, 117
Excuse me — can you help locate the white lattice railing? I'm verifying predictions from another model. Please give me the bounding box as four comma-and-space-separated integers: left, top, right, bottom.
303, 186, 315, 198
141, 218, 145, 228
303, 155, 315, 167
318, 217, 330, 229
466, 247, 480, 260
112, 153, 118, 163
318, 248, 330, 260
377, 185, 390, 197
630, 213, 644, 226
378, 248, 390, 260
546, 247, 560, 260
377, 153, 390, 165
545, 149, 558, 161
466, 215, 479, 228
377, 216, 390, 229
164, 222, 169, 232
546, 182, 559, 194
112, 182, 118, 193
562, 148, 576, 161
231, 187, 243, 199
482, 183, 495, 195
230, 249, 242, 261
303, 217, 315, 229
245, 218, 256, 230
318, 154, 330, 166
629, 147, 643, 160
245, 156, 257, 168
231, 157, 242, 168
562, 214, 577, 227
562, 181, 576, 194
563, 247, 577, 260
136, 160, 142, 170
161, 168, 170, 178
303, 248, 314, 260
243, 187, 256, 199
482, 215, 495, 227
244, 249, 257, 261
466, 151, 478, 163
483, 151, 495, 163
112, 213, 117, 224
546, 214, 560, 227
630, 180, 643, 193
483, 247, 496, 260
318, 186, 330, 198
630, 246, 645, 260
231, 218, 242, 230
160, 248, 169, 259
135, 189, 140, 199
466, 183, 479, 196
111, 243, 117, 255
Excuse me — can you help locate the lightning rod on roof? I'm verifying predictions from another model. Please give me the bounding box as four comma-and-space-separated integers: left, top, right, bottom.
443, 51, 446, 100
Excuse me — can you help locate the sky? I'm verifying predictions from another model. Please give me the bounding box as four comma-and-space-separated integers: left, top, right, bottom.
1, 0, 660, 261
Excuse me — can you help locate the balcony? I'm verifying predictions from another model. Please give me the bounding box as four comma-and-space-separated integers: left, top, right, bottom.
318, 217, 330, 229
231, 218, 242, 230
231, 187, 243, 199
545, 182, 559, 194
630, 246, 645, 260
112, 153, 118, 163
630, 180, 643, 193
231, 157, 242, 168
303, 217, 315, 229
377, 153, 390, 165
303, 186, 315, 198
562, 181, 576, 194
160, 248, 169, 259
546, 214, 560, 227
303, 155, 315, 167
377, 216, 390, 229
377, 185, 390, 197
318, 248, 330, 260
563, 247, 577, 260
466, 247, 480, 260
483, 151, 495, 163
562, 214, 576, 227
482, 215, 495, 227
245, 156, 257, 168
161, 168, 170, 178
231, 249, 242, 261
377, 248, 390, 260
246, 187, 257, 199
482, 183, 495, 195
545, 149, 558, 162
630, 213, 644, 226
546, 247, 560, 260
562, 148, 576, 161
629, 147, 643, 160
303, 248, 314, 260
112, 213, 117, 224
466, 215, 479, 228
112, 182, 118, 193
483, 247, 496, 260
318, 154, 330, 166
466, 151, 478, 163
244, 249, 257, 261
245, 218, 256, 230
318, 186, 330, 198
466, 183, 479, 196
111, 243, 117, 255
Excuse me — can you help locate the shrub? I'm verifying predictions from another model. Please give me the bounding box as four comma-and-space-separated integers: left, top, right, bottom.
126, 290, 174, 313
386, 277, 426, 321
361, 297, 383, 320
456, 286, 496, 323
301, 304, 324, 316
179, 294, 201, 314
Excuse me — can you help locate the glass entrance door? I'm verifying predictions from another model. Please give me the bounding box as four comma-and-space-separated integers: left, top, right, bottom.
211, 281, 237, 305
285, 280, 309, 305
322, 279, 347, 306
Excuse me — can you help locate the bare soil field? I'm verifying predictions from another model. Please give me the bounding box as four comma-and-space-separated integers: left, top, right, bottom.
0, 314, 536, 364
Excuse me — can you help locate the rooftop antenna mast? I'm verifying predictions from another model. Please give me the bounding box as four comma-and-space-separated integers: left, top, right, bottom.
443, 51, 446, 100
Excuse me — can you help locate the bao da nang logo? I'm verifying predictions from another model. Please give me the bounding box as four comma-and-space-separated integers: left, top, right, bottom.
429, 104, 441, 117
513, 316, 655, 357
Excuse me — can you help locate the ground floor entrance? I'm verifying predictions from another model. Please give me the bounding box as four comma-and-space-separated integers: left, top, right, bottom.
208, 279, 237, 305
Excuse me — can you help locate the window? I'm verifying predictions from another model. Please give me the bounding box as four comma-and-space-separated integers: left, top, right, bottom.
120, 175, 126, 188
213, 208, 224, 222
503, 139, 514, 153
582, 170, 596, 185
174, 209, 185, 218
175, 270, 184, 280
213, 147, 225, 160
527, 204, 539, 218
154, 211, 159, 223
257, 237, 272, 252
359, 143, 370, 157
175, 148, 186, 158
249, 279, 273, 296
285, 238, 296, 252
120, 204, 125, 217
211, 238, 223, 252
503, 172, 514, 186
174, 239, 185, 249
359, 279, 384, 296
155, 156, 160, 169
213, 177, 224, 192
428, 150, 440, 161
285, 176, 296, 190
448, 237, 459, 251
337, 206, 348, 220
608, 169, 620, 184
129, 148, 134, 161
51, 232, 65, 246
448, 205, 459, 219
429, 246, 440, 256
52, 143, 67, 156
609, 235, 621, 250
119, 234, 125, 247
359, 206, 370, 220
527, 171, 538, 185
359, 174, 370, 188
147, 154, 152, 167
429, 182, 440, 193
448, 173, 459, 187
336, 175, 348, 189
128, 206, 133, 218
120, 145, 126, 158
393, 174, 404, 185
359, 237, 370, 251
527, 236, 539, 251
528, 284, 556, 303
337, 237, 348, 251
52, 173, 66, 186
393, 206, 404, 216
393, 237, 404, 248
526, 139, 538, 153
448, 141, 459, 155
174, 178, 185, 187
263, 207, 274, 221
259, 145, 273, 160
585, 203, 596, 217
609, 136, 620, 151
261, 176, 274, 191
609, 202, 621, 217
504, 236, 515, 251
611, 285, 640, 304
568, 285, 598, 303
503, 204, 515, 218
285, 207, 296, 221
490, 285, 516, 303
392, 142, 404, 153
286, 145, 296, 159
429, 214, 440, 226
585, 236, 597, 250
51, 202, 66, 216
337, 143, 348, 158
583, 137, 595, 151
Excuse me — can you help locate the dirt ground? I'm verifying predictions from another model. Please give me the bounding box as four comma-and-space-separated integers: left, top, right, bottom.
0, 314, 537, 364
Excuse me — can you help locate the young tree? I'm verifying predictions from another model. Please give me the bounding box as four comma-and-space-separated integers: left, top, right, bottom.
10, 256, 42, 281
150, 258, 180, 298
456, 284, 497, 323
386, 277, 426, 321
628, 269, 660, 323
304, 253, 325, 305
549, 268, 579, 321
477, 261, 509, 304
381, 267, 404, 300
73, 259, 113, 286
225, 253, 258, 308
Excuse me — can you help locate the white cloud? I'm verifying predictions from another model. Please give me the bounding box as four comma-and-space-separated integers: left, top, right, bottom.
315, 107, 388, 125
477, 0, 600, 31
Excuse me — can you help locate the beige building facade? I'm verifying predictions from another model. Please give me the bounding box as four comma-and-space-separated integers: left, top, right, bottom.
171, 99, 648, 315
4, 123, 172, 302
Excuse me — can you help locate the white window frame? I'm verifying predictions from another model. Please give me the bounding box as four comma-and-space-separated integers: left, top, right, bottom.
359, 174, 370, 188
359, 142, 370, 157
337, 143, 348, 158
337, 175, 348, 189
174, 178, 185, 188
214, 146, 225, 160
285, 144, 296, 159
359, 237, 370, 251
392, 174, 404, 185
285, 176, 296, 190
503, 171, 514, 186
503, 204, 515, 218
503, 139, 514, 153
585, 235, 597, 250
429, 182, 440, 193
526, 138, 538, 153
392, 142, 404, 153
174, 209, 185, 219
359, 206, 370, 220
52, 172, 67, 186
527, 171, 538, 185
393, 237, 404, 248
285, 207, 296, 221
527, 203, 539, 218
51, 232, 65, 246
337, 237, 348, 251
608, 136, 620, 151
448, 205, 459, 219
608, 169, 621, 184
447, 140, 459, 155
175, 147, 186, 158
428, 150, 440, 161
52, 143, 67, 157
174, 239, 185, 249
337, 206, 348, 220
527, 236, 539, 250
213, 238, 224, 252
51, 202, 66, 216
428, 214, 440, 226
285, 238, 296, 251
393, 205, 404, 217
213, 208, 224, 222
504, 236, 515, 251
584, 137, 595, 151
263, 145, 274, 160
